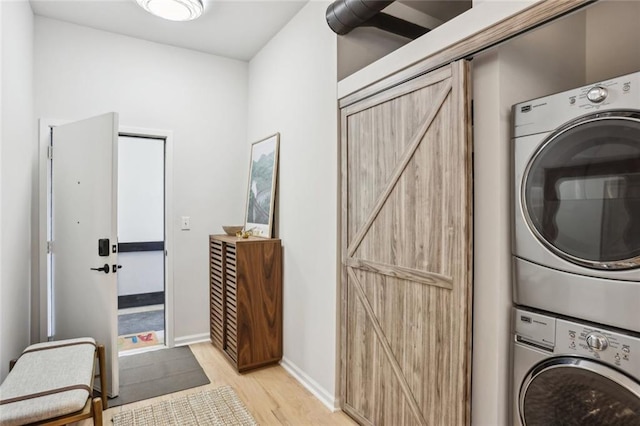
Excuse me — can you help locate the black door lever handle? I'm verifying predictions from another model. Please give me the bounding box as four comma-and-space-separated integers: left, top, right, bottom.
90, 264, 110, 274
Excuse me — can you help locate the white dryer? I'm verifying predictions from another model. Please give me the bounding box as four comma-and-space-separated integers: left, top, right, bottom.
512, 71, 640, 332
512, 307, 640, 425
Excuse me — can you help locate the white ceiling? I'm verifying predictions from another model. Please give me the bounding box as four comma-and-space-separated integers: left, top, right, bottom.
398, 0, 471, 22
29, 0, 309, 61
29, 0, 472, 61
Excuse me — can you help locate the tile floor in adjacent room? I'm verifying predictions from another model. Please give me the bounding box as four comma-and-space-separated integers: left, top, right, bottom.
118, 304, 165, 354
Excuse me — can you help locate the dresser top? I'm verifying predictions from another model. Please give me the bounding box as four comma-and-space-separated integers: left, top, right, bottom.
210, 234, 281, 244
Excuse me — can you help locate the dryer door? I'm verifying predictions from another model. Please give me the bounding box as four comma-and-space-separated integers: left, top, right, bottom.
519, 356, 640, 425
522, 111, 640, 270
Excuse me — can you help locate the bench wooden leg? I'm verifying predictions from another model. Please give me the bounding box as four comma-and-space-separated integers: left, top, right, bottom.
97, 344, 108, 409
91, 397, 103, 426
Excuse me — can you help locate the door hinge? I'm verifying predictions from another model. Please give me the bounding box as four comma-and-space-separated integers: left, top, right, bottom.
47, 241, 53, 254
47, 145, 53, 159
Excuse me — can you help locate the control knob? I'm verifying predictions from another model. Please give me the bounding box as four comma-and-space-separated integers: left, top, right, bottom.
587, 86, 608, 103
586, 333, 609, 351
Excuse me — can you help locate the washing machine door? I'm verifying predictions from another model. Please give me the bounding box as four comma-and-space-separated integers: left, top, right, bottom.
519, 357, 640, 425
522, 110, 640, 270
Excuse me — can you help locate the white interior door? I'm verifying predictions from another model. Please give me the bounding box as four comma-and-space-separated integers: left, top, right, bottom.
51, 113, 119, 397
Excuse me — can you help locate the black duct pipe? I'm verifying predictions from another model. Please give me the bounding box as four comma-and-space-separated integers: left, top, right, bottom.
326, 0, 429, 39
326, 0, 393, 35
365, 13, 430, 39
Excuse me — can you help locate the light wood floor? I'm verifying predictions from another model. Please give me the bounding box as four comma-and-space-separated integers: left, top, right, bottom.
81, 342, 356, 425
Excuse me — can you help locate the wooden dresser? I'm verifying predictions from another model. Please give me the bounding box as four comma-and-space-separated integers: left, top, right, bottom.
209, 234, 282, 372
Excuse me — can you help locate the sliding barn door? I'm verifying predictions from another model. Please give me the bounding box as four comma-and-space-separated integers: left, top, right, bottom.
340, 61, 472, 425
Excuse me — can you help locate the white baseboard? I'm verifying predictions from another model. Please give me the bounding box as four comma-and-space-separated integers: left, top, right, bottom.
174, 333, 210, 347
279, 357, 338, 412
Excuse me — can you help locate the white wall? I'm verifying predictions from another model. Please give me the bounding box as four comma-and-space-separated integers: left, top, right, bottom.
34, 17, 248, 343
585, 0, 640, 82
337, 27, 409, 81
0, 0, 35, 381
247, 1, 339, 409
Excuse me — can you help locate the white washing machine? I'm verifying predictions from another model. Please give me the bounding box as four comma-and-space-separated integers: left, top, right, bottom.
512, 307, 640, 425
512, 71, 640, 332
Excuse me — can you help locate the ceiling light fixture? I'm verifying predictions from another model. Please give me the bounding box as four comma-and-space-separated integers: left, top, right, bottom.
136, 0, 203, 21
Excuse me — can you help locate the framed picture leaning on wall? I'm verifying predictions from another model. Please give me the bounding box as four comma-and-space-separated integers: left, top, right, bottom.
244, 133, 279, 238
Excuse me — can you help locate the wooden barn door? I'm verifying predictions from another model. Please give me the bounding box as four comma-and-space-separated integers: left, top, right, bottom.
340, 61, 472, 425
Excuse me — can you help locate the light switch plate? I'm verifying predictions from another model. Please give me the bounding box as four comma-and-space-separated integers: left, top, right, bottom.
181, 216, 190, 230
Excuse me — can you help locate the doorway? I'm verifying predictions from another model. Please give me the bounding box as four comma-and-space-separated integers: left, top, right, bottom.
39, 119, 175, 364
117, 135, 166, 354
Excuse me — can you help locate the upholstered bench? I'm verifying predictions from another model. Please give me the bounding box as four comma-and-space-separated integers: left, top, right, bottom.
0, 337, 106, 426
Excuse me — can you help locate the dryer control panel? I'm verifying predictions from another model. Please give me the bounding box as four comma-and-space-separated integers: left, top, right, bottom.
513, 70, 640, 138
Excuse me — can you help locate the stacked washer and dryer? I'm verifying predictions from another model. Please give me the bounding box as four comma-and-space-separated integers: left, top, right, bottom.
511, 71, 640, 425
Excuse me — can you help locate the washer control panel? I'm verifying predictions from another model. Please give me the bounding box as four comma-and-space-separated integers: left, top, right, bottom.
586, 332, 608, 351
556, 318, 640, 378
514, 308, 640, 379
514, 308, 556, 349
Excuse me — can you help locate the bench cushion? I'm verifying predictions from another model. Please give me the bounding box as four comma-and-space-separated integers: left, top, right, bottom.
0, 338, 96, 426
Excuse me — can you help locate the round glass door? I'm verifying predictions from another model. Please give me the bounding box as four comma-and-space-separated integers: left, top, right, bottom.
523, 111, 640, 270
520, 357, 640, 425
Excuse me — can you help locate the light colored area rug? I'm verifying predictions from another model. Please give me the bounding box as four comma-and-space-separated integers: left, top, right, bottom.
112, 386, 258, 426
